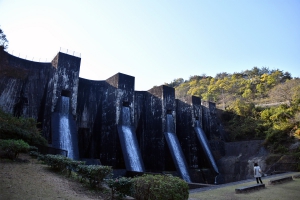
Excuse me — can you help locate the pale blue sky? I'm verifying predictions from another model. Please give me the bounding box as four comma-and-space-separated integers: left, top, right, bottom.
0, 0, 299, 90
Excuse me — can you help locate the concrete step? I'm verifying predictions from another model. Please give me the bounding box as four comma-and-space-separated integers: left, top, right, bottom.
235, 184, 265, 194
293, 174, 300, 179
268, 176, 293, 185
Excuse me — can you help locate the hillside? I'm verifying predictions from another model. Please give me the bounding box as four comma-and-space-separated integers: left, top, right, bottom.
165, 67, 300, 155
0, 153, 111, 200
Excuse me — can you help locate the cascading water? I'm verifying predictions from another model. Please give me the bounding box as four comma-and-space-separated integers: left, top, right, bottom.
194, 120, 219, 174
118, 106, 144, 172
59, 96, 74, 159
165, 114, 192, 183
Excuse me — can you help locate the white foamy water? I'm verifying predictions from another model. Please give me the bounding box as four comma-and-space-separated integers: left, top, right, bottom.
122, 125, 144, 172
120, 107, 144, 172
194, 120, 219, 174
165, 132, 192, 182
166, 114, 191, 182
59, 96, 74, 159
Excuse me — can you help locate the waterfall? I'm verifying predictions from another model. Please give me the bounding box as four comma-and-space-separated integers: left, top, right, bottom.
194, 120, 219, 174
165, 114, 192, 183
118, 106, 144, 172
121, 126, 144, 172
59, 96, 74, 159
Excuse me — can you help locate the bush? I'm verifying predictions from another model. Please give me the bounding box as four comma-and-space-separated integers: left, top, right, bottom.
41, 154, 111, 188
0, 108, 47, 146
76, 164, 113, 188
106, 177, 133, 199
132, 174, 189, 200
0, 139, 30, 159
29, 150, 40, 158
29, 146, 38, 152
264, 128, 293, 153
43, 154, 72, 171
43, 154, 86, 176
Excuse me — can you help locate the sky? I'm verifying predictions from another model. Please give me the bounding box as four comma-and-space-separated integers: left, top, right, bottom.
0, 0, 299, 90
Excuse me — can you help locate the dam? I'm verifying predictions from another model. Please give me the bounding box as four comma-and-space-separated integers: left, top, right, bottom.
0, 50, 226, 183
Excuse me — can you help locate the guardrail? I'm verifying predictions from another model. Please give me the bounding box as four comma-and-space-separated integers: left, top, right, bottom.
5, 47, 81, 62
59, 47, 81, 57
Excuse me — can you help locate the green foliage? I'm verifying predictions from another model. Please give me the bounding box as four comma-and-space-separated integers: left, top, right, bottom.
43, 154, 85, 176
76, 164, 113, 187
106, 177, 133, 199
44, 154, 72, 171
0, 108, 48, 146
169, 67, 300, 153
222, 113, 265, 141
132, 174, 189, 200
264, 128, 291, 153
258, 103, 300, 152
29, 146, 39, 152
29, 150, 40, 158
172, 67, 293, 105
0, 139, 30, 159
227, 99, 255, 116
35, 154, 112, 190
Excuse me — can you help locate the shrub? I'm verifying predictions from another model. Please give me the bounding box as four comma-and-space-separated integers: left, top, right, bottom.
65, 160, 85, 176
43, 154, 71, 171
29, 146, 38, 152
42, 154, 111, 187
0, 108, 47, 146
43, 154, 85, 176
132, 174, 189, 200
106, 177, 133, 199
264, 128, 293, 153
29, 150, 40, 158
0, 139, 30, 159
76, 164, 113, 188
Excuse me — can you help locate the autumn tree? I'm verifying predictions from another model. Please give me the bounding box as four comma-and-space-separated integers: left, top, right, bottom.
268, 79, 300, 105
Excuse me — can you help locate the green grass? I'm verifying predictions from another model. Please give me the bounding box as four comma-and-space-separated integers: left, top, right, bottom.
189, 172, 300, 200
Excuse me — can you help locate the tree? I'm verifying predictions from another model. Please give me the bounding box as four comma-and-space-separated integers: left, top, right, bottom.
268, 79, 300, 105
165, 78, 184, 88
215, 72, 230, 79
0, 26, 9, 70
0, 26, 9, 49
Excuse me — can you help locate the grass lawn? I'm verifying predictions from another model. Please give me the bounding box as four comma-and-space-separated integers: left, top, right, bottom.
189, 172, 300, 200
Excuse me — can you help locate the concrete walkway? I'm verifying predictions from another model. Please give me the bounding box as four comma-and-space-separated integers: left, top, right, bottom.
189, 171, 300, 194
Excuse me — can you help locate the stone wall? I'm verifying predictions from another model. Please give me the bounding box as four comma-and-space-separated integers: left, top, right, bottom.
217, 140, 268, 183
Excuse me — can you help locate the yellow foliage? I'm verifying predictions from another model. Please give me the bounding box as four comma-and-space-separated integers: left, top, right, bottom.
294, 129, 300, 139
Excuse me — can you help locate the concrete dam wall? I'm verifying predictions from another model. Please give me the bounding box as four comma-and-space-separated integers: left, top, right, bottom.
0, 51, 226, 183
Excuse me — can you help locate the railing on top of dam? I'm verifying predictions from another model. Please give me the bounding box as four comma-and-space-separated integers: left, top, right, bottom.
5, 47, 81, 63
59, 47, 81, 58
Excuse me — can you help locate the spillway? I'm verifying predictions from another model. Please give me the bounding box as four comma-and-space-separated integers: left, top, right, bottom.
118, 106, 145, 172
194, 120, 219, 174
165, 114, 192, 182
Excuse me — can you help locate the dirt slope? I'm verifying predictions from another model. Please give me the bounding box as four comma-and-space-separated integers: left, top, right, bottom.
0, 154, 111, 200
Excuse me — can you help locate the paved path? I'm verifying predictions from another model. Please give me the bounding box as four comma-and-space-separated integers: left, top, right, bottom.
189, 171, 300, 194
